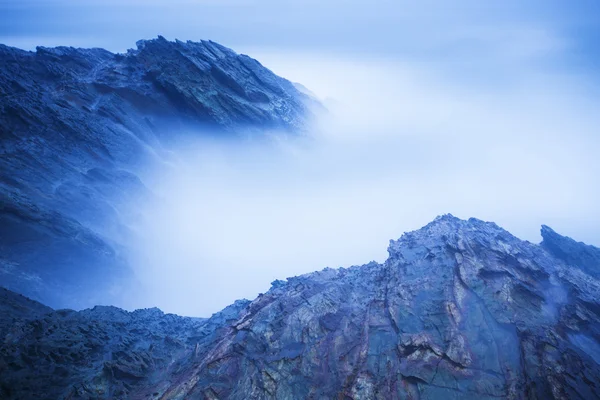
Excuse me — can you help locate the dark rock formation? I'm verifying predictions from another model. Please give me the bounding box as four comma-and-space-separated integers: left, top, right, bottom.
0, 289, 249, 399
1, 215, 599, 399
0, 287, 52, 338
0, 37, 315, 309
541, 225, 600, 278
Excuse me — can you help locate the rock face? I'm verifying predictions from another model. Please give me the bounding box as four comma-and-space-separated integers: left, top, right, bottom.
0, 36, 315, 309
0, 289, 250, 399
1, 215, 599, 399
541, 225, 600, 279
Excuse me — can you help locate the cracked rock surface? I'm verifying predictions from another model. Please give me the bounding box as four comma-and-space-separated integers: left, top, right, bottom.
1, 215, 599, 399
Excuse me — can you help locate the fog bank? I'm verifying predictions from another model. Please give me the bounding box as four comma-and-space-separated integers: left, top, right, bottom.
123, 54, 600, 317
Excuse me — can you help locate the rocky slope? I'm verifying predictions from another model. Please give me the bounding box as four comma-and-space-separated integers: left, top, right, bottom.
0, 36, 315, 310
1, 215, 599, 399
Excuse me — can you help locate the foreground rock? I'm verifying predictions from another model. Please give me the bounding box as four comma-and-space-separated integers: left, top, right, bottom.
1, 215, 599, 399
0, 286, 249, 399
0, 37, 315, 310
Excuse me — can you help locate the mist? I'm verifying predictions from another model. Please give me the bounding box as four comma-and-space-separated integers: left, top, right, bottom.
4, 3, 600, 398
120, 51, 600, 317
7, 1, 596, 317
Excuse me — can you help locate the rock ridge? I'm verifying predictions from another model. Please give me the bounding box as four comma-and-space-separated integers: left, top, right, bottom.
1, 215, 600, 399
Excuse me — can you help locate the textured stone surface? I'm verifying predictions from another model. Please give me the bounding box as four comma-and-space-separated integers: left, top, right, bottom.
0, 37, 315, 309
0, 293, 249, 399
541, 225, 600, 279
1, 215, 599, 399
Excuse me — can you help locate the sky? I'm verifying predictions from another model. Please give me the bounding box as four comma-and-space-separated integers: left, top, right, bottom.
2, 1, 600, 316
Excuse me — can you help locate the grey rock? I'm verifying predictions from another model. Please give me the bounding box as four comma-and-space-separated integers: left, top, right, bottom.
1, 215, 599, 399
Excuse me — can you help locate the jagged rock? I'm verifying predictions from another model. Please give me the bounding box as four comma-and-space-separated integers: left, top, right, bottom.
1, 215, 599, 399
0, 37, 316, 309
0, 292, 249, 399
0, 287, 52, 338
541, 224, 600, 278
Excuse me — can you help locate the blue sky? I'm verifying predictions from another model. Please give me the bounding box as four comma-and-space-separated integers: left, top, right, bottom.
1, 1, 599, 90
2, 1, 600, 315
1, 1, 599, 94
0, 1, 598, 59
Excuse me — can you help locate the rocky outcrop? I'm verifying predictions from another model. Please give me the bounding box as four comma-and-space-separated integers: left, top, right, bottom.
0, 287, 52, 338
541, 225, 600, 278
1, 215, 599, 399
0, 37, 316, 310
0, 290, 249, 399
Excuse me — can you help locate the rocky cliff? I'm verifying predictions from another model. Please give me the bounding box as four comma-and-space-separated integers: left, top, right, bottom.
1, 215, 599, 399
0, 36, 315, 310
